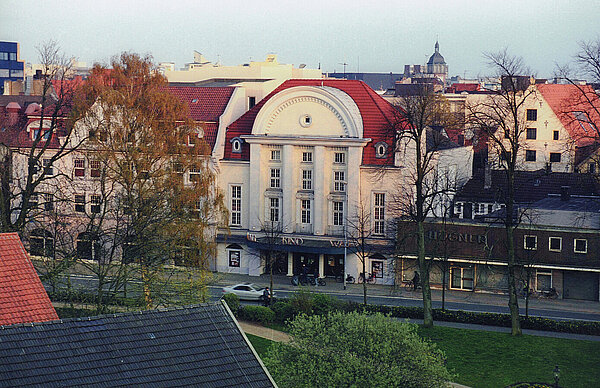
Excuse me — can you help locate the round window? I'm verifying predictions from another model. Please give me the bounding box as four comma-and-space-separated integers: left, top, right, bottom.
299, 114, 312, 128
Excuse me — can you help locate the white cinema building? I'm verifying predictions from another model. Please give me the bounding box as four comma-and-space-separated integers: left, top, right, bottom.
211, 79, 472, 283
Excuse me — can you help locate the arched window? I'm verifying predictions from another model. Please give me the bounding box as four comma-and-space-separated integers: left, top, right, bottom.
230, 137, 243, 153
77, 232, 101, 261
375, 142, 388, 158
30, 229, 53, 257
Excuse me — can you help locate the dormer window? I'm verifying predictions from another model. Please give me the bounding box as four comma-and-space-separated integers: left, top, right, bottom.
230, 137, 242, 153
375, 142, 388, 158
33, 128, 51, 141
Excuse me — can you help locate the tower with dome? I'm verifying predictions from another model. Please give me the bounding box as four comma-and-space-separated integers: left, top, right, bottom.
426, 41, 448, 84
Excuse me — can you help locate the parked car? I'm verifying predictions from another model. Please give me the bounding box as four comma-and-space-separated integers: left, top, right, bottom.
221, 283, 274, 301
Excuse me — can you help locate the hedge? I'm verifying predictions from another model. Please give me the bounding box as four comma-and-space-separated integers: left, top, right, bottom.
238, 305, 275, 325
267, 293, 600, 336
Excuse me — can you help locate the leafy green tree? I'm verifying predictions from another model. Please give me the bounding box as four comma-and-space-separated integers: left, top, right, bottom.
264, 311, 453, 388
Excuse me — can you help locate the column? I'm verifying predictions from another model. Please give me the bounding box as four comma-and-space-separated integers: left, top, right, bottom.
287, 252, 294, 276
248, 143, 262, 231
347, 146, 361, 220
282, 144, 294, 233
318, 254, 325, 278
313, 146, 325, 235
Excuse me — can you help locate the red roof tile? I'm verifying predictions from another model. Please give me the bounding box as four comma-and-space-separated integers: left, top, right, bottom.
223, 79, 400, 165
167, 86, 235, 151
537, 84, 600, 147
0, 233, 58, 325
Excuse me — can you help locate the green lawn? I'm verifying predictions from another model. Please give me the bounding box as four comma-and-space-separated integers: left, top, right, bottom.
417, 325, 600, 388
247, 326, 599, 388
247, 333, 275, 357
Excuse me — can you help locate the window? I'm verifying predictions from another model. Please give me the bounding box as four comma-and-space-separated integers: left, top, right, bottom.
549, 237, 562, 252
302, 152, 313, 163
450, 266, 474, 290
302, 170, 312, 190
231, 138, 242, 153
75, 194, 85, 212
525, 150, 536, 162
270, 197, 280, 222
333, 201, 344, 226
189, 165, 202, 182
589, 163, 597, 174
527, 109, 537, 121
29, 194, 39, 209
526, 128, 537, 140
374, 193, 385, 235
44, 194, 54, 211
90, 195, 101, 213
229, 250, 241, 267
231, 185, 242, 226
77, 232, 101, 261
375, 142, 388, 158
74, 159, 85, 177
333, 171, 346, 192
301, 200, 311, 224
9, 52, 17, 61
574, 239, 587, 253
30, 229, 53, 257
271, 149, 281, 161
299, 114, 312, 127
43, 158, 53, 176
0, 52, 7, 60
33, 128, 50, 141
248, 96, 256, 109
536, 270, 552, 292
549, 153, 561, 163
270, 168, 280, 188
90, 160, 101, 178
524, 235, 537, 250
553, 130, 559, 140
455, 203, 462, 214
487, 204, 493, 213
334, 152, 346, 164
500, 151, 511, 162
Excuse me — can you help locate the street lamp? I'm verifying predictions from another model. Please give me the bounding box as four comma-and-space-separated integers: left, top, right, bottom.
553, 365, 560, 388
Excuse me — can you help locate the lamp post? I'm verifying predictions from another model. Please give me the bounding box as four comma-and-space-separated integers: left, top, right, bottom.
553, 365, 560, 388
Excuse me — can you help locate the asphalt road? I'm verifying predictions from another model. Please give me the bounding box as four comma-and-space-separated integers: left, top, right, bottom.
48, 274, 600, 322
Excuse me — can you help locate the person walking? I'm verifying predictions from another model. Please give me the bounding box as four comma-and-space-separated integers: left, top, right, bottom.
412, 271, 420, 291
262, 287, 271, 306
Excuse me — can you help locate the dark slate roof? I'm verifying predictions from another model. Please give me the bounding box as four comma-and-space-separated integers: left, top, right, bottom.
0, 233, 59, 325
0, 303, 275, 388
456, 169, 600, 204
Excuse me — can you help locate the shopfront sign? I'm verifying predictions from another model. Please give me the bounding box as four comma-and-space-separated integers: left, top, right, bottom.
426, 230, 488, 245
282, 236, 304, 246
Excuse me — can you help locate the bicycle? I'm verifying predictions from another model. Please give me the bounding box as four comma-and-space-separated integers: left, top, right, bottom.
358, 272, 376, 284
402, 279, 421, 291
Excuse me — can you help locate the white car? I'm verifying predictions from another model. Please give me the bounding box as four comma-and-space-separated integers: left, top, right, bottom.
221, 283, 274, 301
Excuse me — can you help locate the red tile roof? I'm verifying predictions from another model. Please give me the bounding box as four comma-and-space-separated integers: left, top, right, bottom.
223, 79, 401, 165
0, 233, 58, 325
448, 83, 481, 93
537, 84, 600, 147
167, 86, 235, 150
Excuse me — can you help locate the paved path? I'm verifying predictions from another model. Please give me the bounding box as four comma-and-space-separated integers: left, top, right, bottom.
239, 321, 291, 343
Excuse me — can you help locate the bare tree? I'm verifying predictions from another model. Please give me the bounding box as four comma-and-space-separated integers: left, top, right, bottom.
0, 41, 89, 233
466, 49, 538, 335
389, 85, 462, 327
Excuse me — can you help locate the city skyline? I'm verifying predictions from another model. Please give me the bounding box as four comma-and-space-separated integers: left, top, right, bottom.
3, 0, 600, 79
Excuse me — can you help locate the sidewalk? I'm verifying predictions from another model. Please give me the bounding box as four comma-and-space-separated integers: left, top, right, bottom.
211, 272, 600, 316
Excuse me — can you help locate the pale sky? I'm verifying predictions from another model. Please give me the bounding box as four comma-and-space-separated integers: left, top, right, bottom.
2, 0, 599, 79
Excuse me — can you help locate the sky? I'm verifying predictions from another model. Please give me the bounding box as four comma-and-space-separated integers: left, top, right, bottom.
2, 0, 599, 79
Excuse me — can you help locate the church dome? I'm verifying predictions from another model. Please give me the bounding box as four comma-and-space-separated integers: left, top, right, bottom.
427, 41, 446, 65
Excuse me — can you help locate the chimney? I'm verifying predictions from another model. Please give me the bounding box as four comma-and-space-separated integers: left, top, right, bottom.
560, 186, 570, 201
484, 163, 492, 190
6, 102, 21, 126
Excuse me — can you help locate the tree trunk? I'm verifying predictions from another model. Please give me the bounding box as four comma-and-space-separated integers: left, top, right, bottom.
362, 256, 367, 305
505, 225, 522, 336
417, 220, 434, 327
441, 262, 446, 311
141, 264, 152, 309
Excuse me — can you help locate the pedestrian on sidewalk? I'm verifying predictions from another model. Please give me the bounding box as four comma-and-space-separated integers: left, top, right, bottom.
412, 271, 420, 291
262, 287, 271, 306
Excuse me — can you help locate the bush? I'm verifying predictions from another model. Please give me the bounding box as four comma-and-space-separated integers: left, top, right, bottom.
270, 301, 295, 323
221, 293, 240, 314
311, 293, 339, 316
264, 311, 453, 388
288, 289, 314, 316
238, 305, 275, 325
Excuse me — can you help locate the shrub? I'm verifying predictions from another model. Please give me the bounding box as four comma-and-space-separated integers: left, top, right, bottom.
238, 305, 275, 325
264, 311, 453, 388
270, 301, 295, 323
222, 293, 240, 314
311, 293, 338, 316
288, 289, 314, 316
